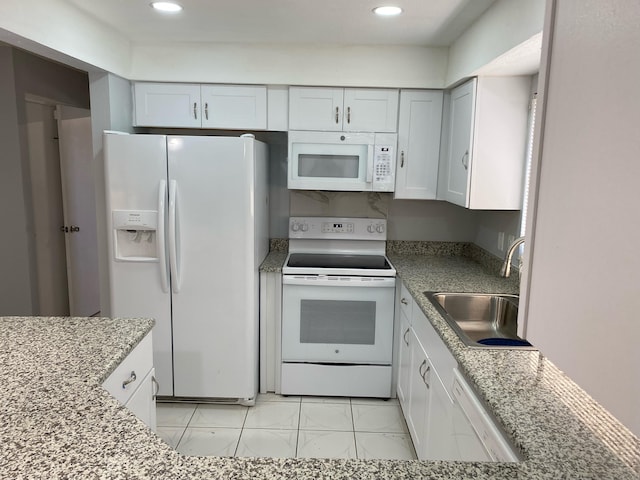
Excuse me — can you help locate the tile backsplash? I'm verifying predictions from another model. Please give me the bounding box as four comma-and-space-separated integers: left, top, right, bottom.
289, 191, 390, 219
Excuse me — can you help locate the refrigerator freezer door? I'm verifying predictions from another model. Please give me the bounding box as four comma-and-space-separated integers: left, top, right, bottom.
167, 136, 260, 399
104, 133, 174, 396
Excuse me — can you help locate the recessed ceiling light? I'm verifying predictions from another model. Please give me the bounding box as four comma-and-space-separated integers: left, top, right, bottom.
150, 2, 183, 13
372, 6, 403, 16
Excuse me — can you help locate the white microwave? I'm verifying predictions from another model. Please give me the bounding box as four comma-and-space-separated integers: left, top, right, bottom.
288, 131, 397, 191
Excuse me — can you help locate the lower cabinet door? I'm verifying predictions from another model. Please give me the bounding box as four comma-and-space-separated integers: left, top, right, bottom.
406, 333, 430, 458
396, 313, 412, 409
125, 368, 157, 432
424, 369, 456, 460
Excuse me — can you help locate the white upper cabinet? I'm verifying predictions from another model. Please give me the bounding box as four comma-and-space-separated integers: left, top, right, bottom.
134, 83, 201, 128
438, 77, 530, 210
133, 82, 267, 130
288, 87, 343, 131
342, 88, 399, 132
394, 90, 444, 199
289, 86, 399, 132
200, 85, 267, 130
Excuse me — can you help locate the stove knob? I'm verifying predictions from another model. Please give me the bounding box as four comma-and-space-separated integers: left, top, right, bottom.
301, 223, 309, 232
367, 224, 375, 233
376, 224, 385, 234
291, 223, 300, 232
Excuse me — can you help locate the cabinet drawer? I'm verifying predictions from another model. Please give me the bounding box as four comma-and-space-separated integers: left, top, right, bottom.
412, 308, 457, 393
103, 333, 153, 405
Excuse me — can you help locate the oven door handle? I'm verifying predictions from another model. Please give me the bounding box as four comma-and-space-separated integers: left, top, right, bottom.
282, 275, 396, 287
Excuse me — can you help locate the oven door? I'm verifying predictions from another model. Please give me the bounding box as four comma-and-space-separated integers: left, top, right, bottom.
282, 275, 395, 364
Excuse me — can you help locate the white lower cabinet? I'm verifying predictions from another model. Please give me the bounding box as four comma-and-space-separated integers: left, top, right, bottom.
396, 283, 520, 462
103, 332, 157, 431
405, 328, 431, 456
396, 287, 458, 461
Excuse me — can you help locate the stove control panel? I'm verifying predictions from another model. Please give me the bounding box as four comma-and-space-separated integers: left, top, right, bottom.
289, 217, 387, 240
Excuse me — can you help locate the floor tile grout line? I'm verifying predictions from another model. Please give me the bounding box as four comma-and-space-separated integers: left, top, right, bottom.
233, 404, 250, 457
295, 397, 302, 458
165, 403, 198, 450
349, 398, 360, 459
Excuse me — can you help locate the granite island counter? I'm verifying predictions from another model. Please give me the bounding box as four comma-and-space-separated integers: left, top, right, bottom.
1, 250, 638, 478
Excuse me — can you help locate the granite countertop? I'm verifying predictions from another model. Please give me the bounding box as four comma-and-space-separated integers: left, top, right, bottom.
2, 252, 638, 478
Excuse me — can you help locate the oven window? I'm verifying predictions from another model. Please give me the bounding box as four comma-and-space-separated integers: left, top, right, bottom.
298, 154, 360, 178
300, 300, 376, 345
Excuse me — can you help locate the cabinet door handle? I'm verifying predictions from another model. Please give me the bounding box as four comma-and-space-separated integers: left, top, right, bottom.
422, 365, 431, 388
122, 370, 137, 389
400, 151, 405, 168
193, 102, 198, 120
347, 106, 351, 124
403, 328, 410, 346
152, 375, 160, 400
462, 150, 469, 170
335, 106, 340, 124
418, 359, 427, 377
204, 102, 209, 120
400, 298, 408, 305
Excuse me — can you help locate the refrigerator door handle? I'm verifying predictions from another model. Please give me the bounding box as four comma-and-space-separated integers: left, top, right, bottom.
157, 179, 169, 293
168, 179, 181, 293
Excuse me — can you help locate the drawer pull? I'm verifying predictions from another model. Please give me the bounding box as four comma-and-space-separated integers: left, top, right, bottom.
403, 328, 410, 346
401, 298, 408, 305
122, 370, 137, 389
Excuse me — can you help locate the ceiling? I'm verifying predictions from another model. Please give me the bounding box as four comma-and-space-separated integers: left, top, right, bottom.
64, 0, 497, 47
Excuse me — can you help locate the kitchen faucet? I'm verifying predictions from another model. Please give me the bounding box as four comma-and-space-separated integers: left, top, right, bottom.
500, 236, 525, 278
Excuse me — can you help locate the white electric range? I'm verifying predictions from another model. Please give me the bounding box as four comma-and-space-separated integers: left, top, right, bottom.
280, 217, 396, 398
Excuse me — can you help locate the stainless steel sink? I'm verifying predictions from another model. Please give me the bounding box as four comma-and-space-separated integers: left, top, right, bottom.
425, 292, 535, 349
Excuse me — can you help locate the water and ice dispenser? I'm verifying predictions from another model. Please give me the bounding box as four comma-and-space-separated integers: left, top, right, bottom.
112, 210, 159, 261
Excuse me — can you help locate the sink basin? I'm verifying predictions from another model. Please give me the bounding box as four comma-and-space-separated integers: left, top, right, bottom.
425, 292, 535, 349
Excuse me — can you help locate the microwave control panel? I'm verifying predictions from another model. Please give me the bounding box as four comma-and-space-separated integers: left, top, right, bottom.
373, 144, 395, 191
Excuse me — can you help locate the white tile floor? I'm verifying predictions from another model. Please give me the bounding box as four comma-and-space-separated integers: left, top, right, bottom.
156, 393, 416, 460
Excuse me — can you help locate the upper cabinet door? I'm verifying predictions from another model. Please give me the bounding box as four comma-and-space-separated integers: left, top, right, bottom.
442, 79, 475, 207
343, 88, 399, 133
200, 85, 267, 130
289, 87, 344, 131
289, 87, 399, 132
133, 83, 201, 128
438, 77, 529, 210
394, 90, 443, 199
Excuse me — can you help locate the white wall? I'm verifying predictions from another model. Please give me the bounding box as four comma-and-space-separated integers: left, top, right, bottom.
473, 210, 521, 259
523, 0, 640, 436
89, 72, 134, 316
129, 43, 448, 89
0, 0, 130, 77
446, 0, 545, 86
388, 200, 476, 242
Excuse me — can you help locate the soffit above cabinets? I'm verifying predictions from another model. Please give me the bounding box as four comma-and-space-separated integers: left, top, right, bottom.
63, 0, 495, 47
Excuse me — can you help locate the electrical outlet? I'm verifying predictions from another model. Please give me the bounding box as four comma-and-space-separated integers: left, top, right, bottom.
497, 232, 505, 251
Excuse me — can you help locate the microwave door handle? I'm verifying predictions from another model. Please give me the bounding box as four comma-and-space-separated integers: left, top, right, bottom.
366, 144, 374, 184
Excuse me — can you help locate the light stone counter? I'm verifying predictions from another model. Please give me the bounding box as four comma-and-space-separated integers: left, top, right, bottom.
2, 253, 638, 479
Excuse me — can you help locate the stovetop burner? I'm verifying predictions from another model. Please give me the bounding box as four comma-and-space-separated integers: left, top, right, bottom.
287, 253, 392, 270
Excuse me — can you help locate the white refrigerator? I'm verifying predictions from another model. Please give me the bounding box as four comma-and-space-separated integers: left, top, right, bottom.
104, 132, 268, 402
